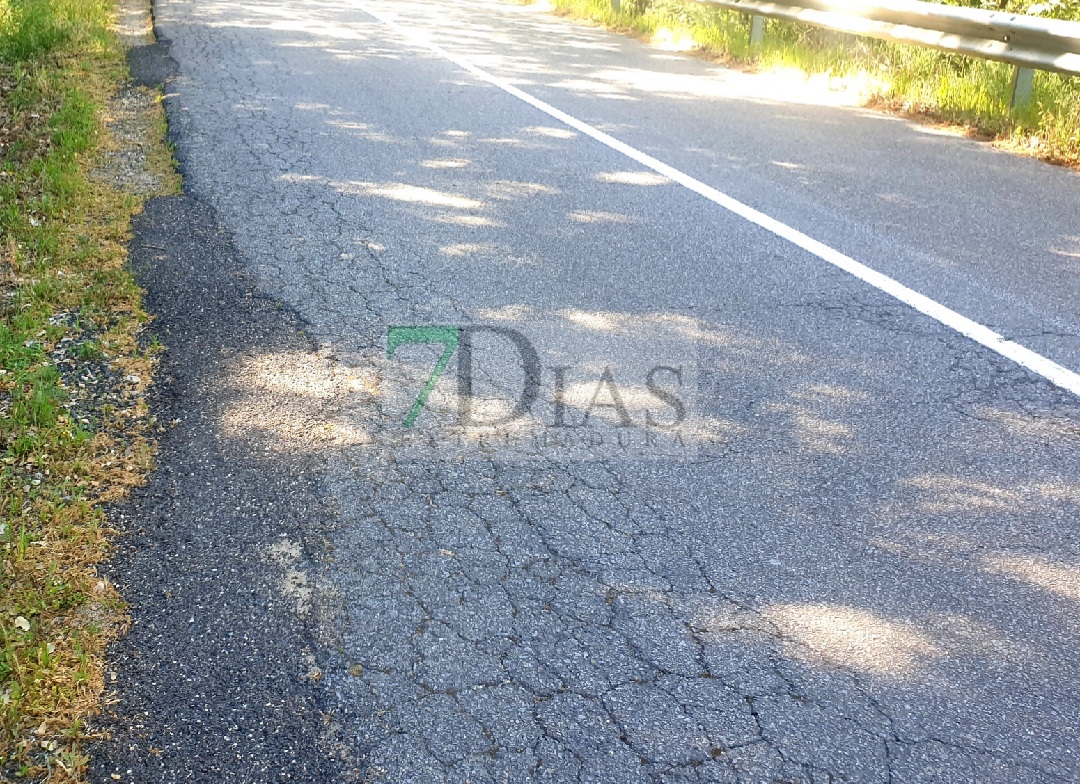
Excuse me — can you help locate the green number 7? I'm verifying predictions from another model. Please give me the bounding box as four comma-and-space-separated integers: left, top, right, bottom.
386, 326, 460, 428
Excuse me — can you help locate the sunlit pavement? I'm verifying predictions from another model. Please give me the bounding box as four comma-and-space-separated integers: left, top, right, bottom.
91, 0, 1080, 781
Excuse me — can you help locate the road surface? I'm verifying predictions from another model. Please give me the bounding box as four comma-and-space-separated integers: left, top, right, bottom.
92, 0, 1080, 782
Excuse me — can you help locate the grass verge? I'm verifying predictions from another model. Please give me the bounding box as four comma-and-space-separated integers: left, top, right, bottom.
546, 0, 1080, 166
1, 0, 177, 780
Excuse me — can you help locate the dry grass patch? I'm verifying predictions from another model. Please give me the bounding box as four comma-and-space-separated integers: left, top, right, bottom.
1, 0, 176, 780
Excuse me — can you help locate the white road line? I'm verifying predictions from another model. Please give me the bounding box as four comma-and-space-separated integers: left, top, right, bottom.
358, 1, 1080, 398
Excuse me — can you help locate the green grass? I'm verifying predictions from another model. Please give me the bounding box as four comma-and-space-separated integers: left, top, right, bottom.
0, 0, 169, 780
550, 0, 1080, 164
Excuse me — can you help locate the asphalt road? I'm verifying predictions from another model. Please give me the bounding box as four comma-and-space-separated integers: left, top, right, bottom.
92, 0, 1080, 782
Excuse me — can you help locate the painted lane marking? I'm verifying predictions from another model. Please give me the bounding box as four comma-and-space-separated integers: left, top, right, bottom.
357, 1, 1080, 398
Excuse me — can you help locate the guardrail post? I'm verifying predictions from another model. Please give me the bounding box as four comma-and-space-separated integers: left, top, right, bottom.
1010, 66, 1034, 109
749, 14, 765, 45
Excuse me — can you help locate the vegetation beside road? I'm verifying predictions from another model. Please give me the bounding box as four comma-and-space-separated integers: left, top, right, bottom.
548, 0, 1080, 166
0, 0, 175, 779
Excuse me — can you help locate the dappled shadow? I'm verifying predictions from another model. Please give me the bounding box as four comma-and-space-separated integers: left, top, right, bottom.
980, 552, 1080, 604
760, 603, 943, 677
141, 0, 1080, 779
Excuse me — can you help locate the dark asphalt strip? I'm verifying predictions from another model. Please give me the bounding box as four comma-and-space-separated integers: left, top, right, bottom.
86, 43, 343, 784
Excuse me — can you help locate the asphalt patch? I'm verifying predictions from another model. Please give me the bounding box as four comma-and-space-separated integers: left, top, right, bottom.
85, 193, 343, 783
125, 39, 177, 90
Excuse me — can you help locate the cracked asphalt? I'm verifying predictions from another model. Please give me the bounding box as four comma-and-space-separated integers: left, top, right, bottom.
91, 0, 1080, 782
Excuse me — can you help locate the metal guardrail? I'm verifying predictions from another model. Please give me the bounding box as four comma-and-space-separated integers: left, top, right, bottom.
682, 0, 1080, 106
